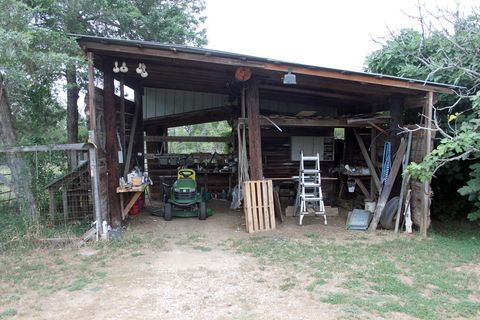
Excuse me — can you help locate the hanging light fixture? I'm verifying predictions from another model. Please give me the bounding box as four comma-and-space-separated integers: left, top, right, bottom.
140, 63, 148, 78
119, 62, 128, 73
283, 68, 296, 85
113, 61, 120, 73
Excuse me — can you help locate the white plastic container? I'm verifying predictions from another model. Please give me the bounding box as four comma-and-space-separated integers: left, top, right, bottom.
365, 201, 376, 212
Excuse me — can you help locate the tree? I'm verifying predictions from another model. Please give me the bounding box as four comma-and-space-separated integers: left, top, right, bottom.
365, 4, 480, 221
0, 0, 207, 220
24, 0, 207, 167
0, 0, 79, 220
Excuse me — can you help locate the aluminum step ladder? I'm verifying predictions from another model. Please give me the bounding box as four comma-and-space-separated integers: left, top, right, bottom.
295, 151, 326, 225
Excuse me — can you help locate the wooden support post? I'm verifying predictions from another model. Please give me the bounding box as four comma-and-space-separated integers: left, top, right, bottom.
123, 90, 141, 179
369, 138, 407, 232
87, 52, 96, 132
353, 129, 381, 192
134, 88, 144, 170
421, 92, 434, 238
104, 68, 122, 228
389, 97, 404, 152
370, 127, 377, 199
119, 75, 126, 171
88, 131, 105, 239
246, 81, 263, 180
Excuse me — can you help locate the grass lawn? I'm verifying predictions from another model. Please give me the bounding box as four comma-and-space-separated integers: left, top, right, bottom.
229, 225, 480, 319
0, 218, 478, 319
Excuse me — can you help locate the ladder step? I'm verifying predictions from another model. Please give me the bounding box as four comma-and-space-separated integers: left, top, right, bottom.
300, 197, 323, 201
302, 182, 321, 187
302, 156, 319, 161
301, 169, 320, 174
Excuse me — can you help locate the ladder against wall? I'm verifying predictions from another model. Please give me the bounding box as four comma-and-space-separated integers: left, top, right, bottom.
295, 152, 326, 225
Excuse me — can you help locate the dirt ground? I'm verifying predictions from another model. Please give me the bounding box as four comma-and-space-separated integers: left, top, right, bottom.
13, 200, 408, 320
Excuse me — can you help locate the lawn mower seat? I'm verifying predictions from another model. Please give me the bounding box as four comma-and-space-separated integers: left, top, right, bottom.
177, 168, 196, 181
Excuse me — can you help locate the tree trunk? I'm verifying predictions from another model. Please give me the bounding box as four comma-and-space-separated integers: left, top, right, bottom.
0, 76, 39, 221
66, 64, 79, 169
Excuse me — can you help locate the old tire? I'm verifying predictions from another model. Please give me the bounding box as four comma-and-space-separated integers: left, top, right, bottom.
164, 203, 172, 221
380, 196, 400, 229
199, 202, 207, 220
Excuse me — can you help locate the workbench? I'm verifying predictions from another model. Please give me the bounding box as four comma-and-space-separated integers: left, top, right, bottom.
117, 184, 148, 219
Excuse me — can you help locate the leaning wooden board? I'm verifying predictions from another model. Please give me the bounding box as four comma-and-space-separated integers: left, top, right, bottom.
243, 180, 276, 233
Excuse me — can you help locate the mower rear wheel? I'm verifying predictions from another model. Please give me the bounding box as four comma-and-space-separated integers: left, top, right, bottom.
199, 202, 207, 220
164, 203, 172, 221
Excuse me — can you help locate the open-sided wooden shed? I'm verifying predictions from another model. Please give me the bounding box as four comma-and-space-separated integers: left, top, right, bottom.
76, 35, 455, 236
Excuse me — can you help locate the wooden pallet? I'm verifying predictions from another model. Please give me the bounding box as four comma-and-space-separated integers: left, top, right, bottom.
243, 180, 276, 233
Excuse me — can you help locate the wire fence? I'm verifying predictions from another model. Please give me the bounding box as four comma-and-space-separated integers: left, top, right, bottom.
0, 148, 94, 227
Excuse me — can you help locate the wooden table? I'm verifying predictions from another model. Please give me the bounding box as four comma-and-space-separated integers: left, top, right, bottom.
117, 184, 148, 220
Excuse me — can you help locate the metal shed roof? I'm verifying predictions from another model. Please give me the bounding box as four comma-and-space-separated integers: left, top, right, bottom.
74, 34, 460, 94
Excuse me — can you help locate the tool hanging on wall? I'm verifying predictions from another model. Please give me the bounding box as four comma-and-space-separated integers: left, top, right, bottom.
116, 128, 124, 164
380, 141, 391, 187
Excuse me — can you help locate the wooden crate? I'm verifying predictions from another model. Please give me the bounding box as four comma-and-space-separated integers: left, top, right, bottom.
243, 180, 276, 233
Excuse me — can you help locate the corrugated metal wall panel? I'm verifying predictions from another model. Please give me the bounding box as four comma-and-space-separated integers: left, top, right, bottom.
143, 87, 229, 119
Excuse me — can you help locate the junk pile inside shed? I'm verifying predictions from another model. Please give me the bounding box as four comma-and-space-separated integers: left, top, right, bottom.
75, 35, 456, 238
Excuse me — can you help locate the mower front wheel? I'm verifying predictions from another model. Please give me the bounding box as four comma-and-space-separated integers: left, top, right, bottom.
164, 203, 172, 221
199, 202, 207, 220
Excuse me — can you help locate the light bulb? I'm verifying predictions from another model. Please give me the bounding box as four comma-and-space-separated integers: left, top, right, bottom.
141, 71, 148, 78
136, 63, 142, 74
113, 61, 120, 73
120, 62, 128, 73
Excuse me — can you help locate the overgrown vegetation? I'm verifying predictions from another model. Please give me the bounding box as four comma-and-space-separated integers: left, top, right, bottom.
0, 225, 165, 317
365, 5, 480, 221
168, 121, 232, 154
229, 227, 480, 319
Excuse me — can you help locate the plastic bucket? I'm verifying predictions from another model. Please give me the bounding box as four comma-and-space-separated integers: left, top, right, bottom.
364, 201, 376, 212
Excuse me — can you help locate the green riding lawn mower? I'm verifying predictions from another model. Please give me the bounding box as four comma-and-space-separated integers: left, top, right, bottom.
162, 168, 212, 221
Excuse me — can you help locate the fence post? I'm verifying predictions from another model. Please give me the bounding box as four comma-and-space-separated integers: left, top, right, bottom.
88, 131, 105, 239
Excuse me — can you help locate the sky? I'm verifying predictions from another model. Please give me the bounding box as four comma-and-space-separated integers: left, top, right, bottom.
204, 0, 478, 71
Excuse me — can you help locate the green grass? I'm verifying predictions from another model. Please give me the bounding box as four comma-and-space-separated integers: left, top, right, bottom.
280, 277, 297, 291
0, 308, 17, 319
229, 225, 480, 319
193, 245, 212, 252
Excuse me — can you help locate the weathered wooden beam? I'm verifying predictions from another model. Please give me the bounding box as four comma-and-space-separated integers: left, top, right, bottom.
80, 41, 453, 93
0, 143, 90, 153
421, 92, 434, 238
346, 117, 390, 125
123, 92, 141, 179
237, 117, 389, 128
246, 81, 263, 180
87, 52, 96, 131
370, 127, 378, 199
260, 84, 371, 102
104, 68, 122, 228
353, 129, 381, 191
119, 75, 126, 165
88, 130, 105, 239
369, 138, 407, 232
144, 136, 231, 143
133, 87, 145, 172
389, 97, 404, 152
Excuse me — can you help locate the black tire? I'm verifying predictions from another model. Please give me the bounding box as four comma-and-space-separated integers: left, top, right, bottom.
164, 203, 172, 221
199, 202, 207, 220
380, 196, 400, 229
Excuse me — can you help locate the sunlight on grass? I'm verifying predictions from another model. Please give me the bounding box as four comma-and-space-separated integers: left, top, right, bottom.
229, 227, 480, 319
